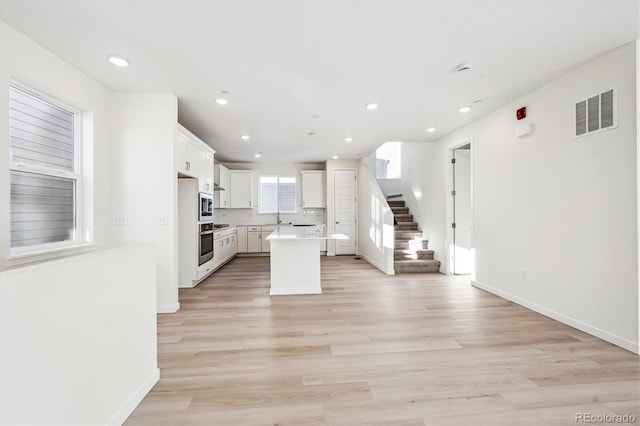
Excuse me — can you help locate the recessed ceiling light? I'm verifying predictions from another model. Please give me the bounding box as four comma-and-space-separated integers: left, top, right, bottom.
426, 127, 436, 133
241, 135, 250, 140
107, 55, 129, 67
365, 103, 378, 110
344, 137, 353, 142
254, 152, 262, 158
458, 106, 472, 113
332, 155, 339, 160
215, 98, 228, 105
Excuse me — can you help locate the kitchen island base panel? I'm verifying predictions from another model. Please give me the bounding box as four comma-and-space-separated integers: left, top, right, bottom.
269, 239, 322, 296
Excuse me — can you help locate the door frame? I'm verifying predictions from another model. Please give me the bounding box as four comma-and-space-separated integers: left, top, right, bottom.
330, 168, 358, 256
444, 136, 474, 276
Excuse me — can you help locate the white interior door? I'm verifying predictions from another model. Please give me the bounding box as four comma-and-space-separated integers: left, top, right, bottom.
453, 148, 472, 274
334, 169, 356, 255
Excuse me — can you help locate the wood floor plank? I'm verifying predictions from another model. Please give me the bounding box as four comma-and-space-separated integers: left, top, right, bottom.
125, 256, 639, 426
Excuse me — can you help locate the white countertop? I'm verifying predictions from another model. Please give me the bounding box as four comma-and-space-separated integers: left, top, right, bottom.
265, 225, 347, 241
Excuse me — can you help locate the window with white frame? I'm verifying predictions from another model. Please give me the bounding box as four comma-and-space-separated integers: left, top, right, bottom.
259, 176, 296, 214
375, 141, 402, 179
9, 84, 81, 251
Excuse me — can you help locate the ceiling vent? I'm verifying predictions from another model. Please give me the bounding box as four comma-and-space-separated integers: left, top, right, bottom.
575, 87, 617, 137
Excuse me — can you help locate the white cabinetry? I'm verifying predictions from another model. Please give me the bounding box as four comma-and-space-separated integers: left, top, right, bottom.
261, 226, 277, 253
301, 171, 326, 208
176, 124, 215, 194
212, 227, 238, 271
175, 134, 199, 177
229, 170, 255, 208
214, 164, 230, 208
236, 226, 248, 252
178, 178, 216, 287
198, 150, 214, 194
247, 226, 262, 252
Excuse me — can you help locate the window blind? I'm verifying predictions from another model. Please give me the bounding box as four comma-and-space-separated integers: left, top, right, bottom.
9, 85, 77, 248
10, 87, 75, 171
278, 177, 296, 213
259, 177, 278, 214
259, 176, 296, 214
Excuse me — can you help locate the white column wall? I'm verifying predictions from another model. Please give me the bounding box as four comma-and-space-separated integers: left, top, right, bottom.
111, 93, 179, 313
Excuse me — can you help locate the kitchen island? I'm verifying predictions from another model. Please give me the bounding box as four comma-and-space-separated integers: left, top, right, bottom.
266, 225, 348, 295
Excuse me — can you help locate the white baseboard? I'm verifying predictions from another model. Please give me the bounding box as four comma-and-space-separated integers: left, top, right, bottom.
358, 252, 395, 275
157, 302, 180, 314
471, 280, 639, 355
107, 367, 160, 426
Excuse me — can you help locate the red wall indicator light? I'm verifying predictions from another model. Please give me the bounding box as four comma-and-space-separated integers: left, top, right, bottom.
516, 106, 527, 120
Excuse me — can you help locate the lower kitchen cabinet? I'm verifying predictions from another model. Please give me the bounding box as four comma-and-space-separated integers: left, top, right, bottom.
213, 227, 238, 271
261, 225, 277, 253
247, 227, 262, 252
236, 226, 248, 253
235, 225, 326, 254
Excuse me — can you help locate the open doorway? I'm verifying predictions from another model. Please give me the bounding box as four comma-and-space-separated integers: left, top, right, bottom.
448, 141, 473, 275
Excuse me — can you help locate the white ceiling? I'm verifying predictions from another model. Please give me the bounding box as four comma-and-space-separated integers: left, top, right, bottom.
1, 1, 638, 163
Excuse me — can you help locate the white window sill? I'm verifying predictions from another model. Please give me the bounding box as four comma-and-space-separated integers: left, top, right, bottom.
7, 243, 99, 268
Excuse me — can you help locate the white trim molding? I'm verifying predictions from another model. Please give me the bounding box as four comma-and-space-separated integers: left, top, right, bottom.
157, 303, 180, 314
107, 368, 159, 426
358, 252, 395, 275
472, 280, 639, 354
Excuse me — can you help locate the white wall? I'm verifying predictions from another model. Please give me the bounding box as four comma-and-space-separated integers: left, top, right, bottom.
637, 38, 640, 355
403, 41, 638, 352
111, 93, 179, 313
0, 245, 158, 425
0, 21, 113, 270
357, 159, 395, 274
215, 162, 325, 225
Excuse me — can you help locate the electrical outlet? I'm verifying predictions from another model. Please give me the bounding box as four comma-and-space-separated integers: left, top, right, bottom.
521, 269, 527, 280
157, 216, 169, 225
112, 216, 131, 225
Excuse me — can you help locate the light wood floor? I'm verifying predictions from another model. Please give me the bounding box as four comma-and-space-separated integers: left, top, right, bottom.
126, 256, 639, 426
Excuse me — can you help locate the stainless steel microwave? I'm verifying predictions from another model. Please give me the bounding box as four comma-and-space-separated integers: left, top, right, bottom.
199, 192, 213, 222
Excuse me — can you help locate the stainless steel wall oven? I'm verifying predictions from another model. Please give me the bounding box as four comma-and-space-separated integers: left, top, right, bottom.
199, 222, 214, 265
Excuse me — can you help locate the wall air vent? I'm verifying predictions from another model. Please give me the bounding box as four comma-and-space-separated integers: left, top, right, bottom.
575, 87, 617, 137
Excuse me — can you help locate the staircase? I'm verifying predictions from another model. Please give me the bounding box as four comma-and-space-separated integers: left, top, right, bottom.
390, 200, 441, 273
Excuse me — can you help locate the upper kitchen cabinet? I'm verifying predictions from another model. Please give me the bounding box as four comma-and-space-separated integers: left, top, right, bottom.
175, 132, 197, 177
214, 164, 230, 208
301, 170, 326, 208
176, 124, 215, 194
197, 149, 214, 194
229, 170, 255, 208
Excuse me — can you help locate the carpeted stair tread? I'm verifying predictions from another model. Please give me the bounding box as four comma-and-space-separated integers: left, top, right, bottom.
391, 207, 409, 214
394, 259, 441, 273
394, 249, 435, 260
